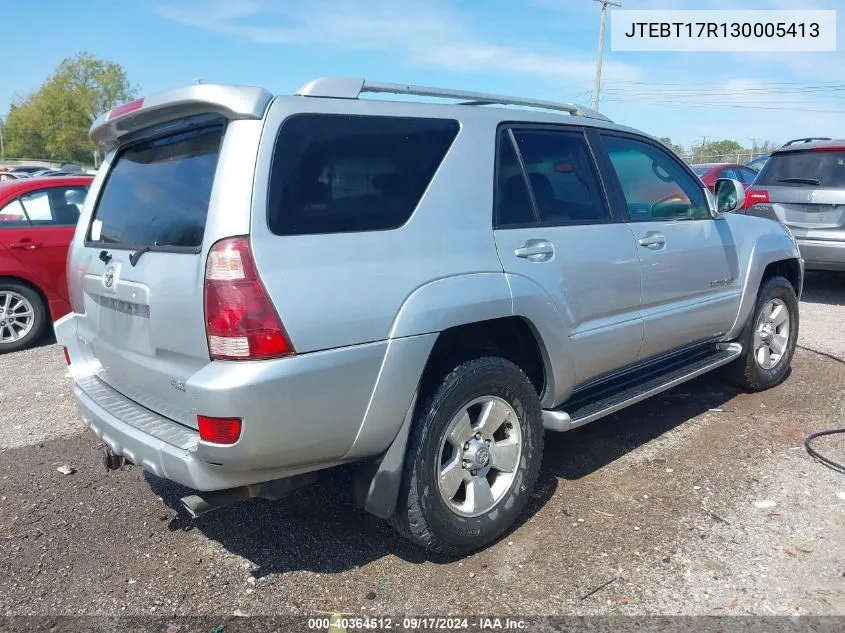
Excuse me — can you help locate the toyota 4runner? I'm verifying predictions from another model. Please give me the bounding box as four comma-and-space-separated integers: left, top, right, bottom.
56, 78, 803, 555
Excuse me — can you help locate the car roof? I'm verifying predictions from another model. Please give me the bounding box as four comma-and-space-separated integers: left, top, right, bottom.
92, 79, 655, 152
691, 163, 746, 170
0, 175, 94, 200
774, 139, 845, 153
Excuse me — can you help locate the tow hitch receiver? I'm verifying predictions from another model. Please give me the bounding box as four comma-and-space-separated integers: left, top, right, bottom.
102, 447, 130, 471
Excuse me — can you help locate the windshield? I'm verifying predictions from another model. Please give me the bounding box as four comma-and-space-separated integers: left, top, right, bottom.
756, 150, 845, 188
690, 166, 710, 177
88, 125, 223, 249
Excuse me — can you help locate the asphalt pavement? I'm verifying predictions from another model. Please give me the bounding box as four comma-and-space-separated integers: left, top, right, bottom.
1, 273, 843, 617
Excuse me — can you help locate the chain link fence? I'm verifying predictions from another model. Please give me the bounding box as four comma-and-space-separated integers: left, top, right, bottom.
679, 152, 769, 165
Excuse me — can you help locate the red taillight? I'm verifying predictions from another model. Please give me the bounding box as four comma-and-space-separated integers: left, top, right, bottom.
744, 189, 770, 210
204, 236, 294, 360
812, 146, 845, 152
197, 415, 242, 444
107, 98, 144, 121
62, 347, 71, 365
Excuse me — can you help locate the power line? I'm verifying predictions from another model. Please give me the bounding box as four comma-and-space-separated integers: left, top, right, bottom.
600, 98, 845, 113
604, 79, 845, 87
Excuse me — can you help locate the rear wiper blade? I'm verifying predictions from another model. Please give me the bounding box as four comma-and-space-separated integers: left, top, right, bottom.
129, 244, 159, 266
778, 177, 820, 185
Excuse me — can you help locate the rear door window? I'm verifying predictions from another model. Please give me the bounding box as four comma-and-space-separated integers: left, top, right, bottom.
88, 125, 224, 248
20, 186, 88, 226
268, 115, 459, 235
756, 150, 845, 188
507, 128, 609, 225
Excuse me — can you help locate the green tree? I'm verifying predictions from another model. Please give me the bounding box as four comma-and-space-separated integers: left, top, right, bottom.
4, 53, 138, 164
699, 139, 743, 158
658, 136, 686, 155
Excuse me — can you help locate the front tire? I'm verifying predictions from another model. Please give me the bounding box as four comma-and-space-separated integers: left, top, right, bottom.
0, 283, 47, 354
726, 276, 799, 391
390, 357, 544, 556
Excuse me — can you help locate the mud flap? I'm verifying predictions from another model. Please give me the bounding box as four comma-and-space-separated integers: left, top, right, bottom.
358, 390, 418, 519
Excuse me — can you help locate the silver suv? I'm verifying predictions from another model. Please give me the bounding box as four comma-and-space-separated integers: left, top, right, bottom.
57, 78, 803, 555
743, 137, 845, 272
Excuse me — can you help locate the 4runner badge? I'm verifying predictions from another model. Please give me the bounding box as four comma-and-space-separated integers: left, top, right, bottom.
103, 267, 115, 290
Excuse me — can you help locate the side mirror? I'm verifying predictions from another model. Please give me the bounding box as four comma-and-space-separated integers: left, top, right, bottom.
714, 178, 746, 214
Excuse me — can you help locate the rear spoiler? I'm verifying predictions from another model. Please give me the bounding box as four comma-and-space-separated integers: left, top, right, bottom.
89, 83, 274, 152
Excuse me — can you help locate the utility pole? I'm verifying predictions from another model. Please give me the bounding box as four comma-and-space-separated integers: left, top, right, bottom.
0, 116, 5, 164
592, 0, 621, 111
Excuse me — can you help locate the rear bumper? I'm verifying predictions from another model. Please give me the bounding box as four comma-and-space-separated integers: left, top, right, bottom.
73, 372, 358, 490
55, 313, 435, 492
797, 238, 845, 271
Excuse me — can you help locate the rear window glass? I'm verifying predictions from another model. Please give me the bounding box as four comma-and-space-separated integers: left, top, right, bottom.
756, 150, 845, 188
88, 125, 223, 248
268, 114, 459, 235
691, 166, 710, 177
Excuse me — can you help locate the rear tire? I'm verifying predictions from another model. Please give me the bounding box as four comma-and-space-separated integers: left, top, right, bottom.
725, 276, 798, 391
390, 357, 543, 556
0, 282, 47, 354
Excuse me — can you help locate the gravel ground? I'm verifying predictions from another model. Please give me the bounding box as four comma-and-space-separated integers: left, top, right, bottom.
798, 272, 845, 361
0, 276, 843, 617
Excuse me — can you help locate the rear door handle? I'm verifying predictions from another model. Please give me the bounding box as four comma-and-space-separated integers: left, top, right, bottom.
514, 240, 554, 261
10, 239, 42, 250
637, 233, 666, 249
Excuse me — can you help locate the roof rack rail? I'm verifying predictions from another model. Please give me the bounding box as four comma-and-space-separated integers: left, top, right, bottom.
782, 137, 832, 147
295, 77, 612, 122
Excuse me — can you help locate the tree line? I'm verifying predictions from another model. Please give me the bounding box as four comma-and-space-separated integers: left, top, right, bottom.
2, 53, 137, 165
659, 136, 778, 162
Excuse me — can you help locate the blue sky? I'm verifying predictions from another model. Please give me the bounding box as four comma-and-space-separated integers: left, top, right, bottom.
3, 0, 843, 149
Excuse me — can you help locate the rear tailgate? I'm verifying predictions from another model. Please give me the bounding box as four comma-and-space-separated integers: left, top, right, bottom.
749, 148, 845, 242
67, 85, 272, 428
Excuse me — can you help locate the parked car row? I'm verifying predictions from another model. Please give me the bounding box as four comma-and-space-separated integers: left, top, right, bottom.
687, 137, 842, 272
0, 162, 92, 182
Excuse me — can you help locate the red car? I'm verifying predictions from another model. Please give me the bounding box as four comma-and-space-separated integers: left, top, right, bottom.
0, 176, 93, 352
690, 163, 758, 193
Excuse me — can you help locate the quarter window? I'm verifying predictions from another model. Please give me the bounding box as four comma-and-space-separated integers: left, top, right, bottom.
268, 115, 459, 235
602, 135, 709, 221
0, 199, 29, 227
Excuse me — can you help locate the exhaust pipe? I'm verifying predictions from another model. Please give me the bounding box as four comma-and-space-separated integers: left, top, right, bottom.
181, 486, 257, 518
179, 472, 319, 518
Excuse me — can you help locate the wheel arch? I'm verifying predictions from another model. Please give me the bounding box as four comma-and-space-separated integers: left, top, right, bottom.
0, 274, 50, 315
357, 316, 552, 520
726, 224, 803, 341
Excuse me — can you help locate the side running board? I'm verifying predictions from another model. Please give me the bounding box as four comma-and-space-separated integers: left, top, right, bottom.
542, 343, 743, 432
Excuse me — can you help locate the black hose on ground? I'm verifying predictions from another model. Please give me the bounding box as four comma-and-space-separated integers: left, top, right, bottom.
805, 429, 845, 475
796, 345, 845, 475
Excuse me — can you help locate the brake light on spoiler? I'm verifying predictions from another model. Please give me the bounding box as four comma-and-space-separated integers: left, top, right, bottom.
107, 98, 145, 121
